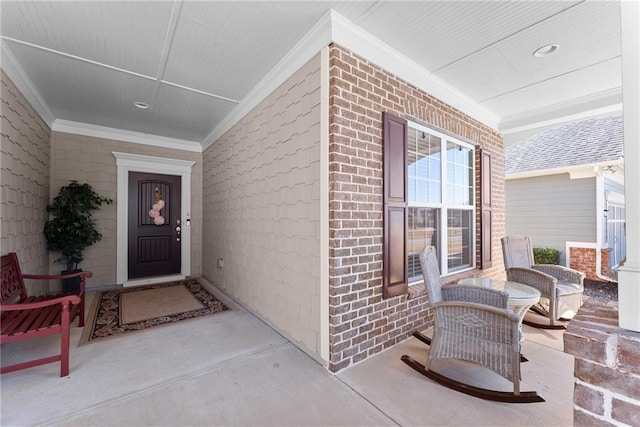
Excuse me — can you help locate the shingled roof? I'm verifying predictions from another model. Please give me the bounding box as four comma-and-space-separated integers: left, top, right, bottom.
506, 115, 624, 175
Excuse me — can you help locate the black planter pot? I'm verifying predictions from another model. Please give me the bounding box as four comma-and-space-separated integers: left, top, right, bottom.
62, 269, 82, 294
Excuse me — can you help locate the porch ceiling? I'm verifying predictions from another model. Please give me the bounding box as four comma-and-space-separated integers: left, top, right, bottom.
0, 1, 622, 146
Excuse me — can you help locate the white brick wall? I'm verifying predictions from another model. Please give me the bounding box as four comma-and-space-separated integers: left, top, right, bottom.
1, 71, 51, 295
203, 54, 322, 357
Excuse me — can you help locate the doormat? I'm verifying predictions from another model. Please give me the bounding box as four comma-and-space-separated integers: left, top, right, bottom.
79, 279, 230, 345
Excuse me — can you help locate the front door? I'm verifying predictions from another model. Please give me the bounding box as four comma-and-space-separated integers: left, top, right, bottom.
128, 172, 182, 279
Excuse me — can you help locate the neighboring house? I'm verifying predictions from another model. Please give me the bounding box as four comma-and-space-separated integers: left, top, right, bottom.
505, 115, 625, 281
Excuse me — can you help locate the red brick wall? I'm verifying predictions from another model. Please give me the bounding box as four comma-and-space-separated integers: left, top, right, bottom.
601, 247, 611, 277
570, 247, 597, 280
569, 246, 611, 280
327, 45, 505, 371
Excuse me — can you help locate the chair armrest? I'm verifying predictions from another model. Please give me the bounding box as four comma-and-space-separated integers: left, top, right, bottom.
442, 285, 509, 309
532, 264, 585, 286
0, 294, 81, 311
22, 271, 92, 296
506, 267, 557, 299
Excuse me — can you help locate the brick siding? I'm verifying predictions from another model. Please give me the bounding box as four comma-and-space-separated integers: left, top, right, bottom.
327, 45, 505, 371
569, 246, 612, 280
0, 71, 51, 294
565, 303, 640, 426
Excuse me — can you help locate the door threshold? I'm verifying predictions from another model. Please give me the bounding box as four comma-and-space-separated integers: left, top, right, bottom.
123, 274, 186, 288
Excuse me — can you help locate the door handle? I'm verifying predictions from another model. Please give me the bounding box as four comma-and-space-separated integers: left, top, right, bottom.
176, 219, 181, 242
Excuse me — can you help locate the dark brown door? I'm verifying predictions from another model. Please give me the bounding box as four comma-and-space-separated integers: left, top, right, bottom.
128, 172, 181, 279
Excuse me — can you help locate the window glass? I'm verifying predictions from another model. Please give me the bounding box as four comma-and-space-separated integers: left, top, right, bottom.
408, 128, 441, 204
446, 142, 473, 206
408, 207, 439, 281
447, 209, 473, 271
407, 122, 475, 280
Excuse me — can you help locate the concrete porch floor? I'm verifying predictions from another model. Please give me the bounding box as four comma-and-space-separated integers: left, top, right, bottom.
1, 282, 573, 426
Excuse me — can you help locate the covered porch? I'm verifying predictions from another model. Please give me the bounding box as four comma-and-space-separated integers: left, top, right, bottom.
1, 283, 574, 426
1, 2, 639, 425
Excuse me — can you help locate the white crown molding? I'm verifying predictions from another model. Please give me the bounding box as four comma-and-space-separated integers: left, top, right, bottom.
52, 119, 202, 152
500, 88, 623, 134
112, 151, 196, 170
506, 159, 624, 180
1, 41, 55, 126
329, 11, 500, 131
201, 10, 334, 149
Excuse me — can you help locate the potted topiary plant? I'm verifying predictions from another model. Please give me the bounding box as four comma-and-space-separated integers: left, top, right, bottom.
44, 181, 112, 292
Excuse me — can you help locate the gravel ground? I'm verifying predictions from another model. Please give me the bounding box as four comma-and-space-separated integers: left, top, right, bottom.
583, 278, 618, 302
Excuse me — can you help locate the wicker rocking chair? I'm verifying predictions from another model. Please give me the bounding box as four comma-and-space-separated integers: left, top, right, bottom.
401, 247, 544, 403
501, 236, 585, 329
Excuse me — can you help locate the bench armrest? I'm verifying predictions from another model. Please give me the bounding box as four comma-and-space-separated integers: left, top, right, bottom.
0, 294, 81, 311
22, 271, 92, 295
22, 271, 93, 280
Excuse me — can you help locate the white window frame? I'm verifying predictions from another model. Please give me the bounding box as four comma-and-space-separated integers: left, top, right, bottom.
407, 120, 476, 279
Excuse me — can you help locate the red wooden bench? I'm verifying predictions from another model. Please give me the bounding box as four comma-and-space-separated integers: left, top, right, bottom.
1, 252, 91, 376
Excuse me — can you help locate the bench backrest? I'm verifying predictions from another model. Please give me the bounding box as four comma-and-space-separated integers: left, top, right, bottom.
1, 253, 28, 304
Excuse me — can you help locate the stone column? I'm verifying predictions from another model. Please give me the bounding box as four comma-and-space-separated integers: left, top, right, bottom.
565, 303, 640, 425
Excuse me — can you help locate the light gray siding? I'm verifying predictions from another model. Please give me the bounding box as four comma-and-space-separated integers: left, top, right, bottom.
506, 174, 596, 264
202, 54, 322, 358
1, 71, 51, 295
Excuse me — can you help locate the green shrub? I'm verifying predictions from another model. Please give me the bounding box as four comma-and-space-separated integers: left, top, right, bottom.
533, 247, 560, 265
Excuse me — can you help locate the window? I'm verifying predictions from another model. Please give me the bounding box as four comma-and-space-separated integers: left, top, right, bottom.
605, 201, 626, 268
407, 121, 475, 281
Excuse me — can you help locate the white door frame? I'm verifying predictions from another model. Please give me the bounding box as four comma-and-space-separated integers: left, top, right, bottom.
113, 152, 195, 286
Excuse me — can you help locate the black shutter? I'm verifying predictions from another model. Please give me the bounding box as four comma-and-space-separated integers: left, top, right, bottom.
480, 149, 492, 269
382, 112, 408, 298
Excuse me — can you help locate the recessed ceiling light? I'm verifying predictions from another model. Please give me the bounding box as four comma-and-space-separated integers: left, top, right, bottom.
533, 44, 560, 58
134, 101, 150, 109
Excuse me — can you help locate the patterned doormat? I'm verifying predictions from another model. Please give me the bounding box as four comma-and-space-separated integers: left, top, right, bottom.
80, 279, 230, 345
